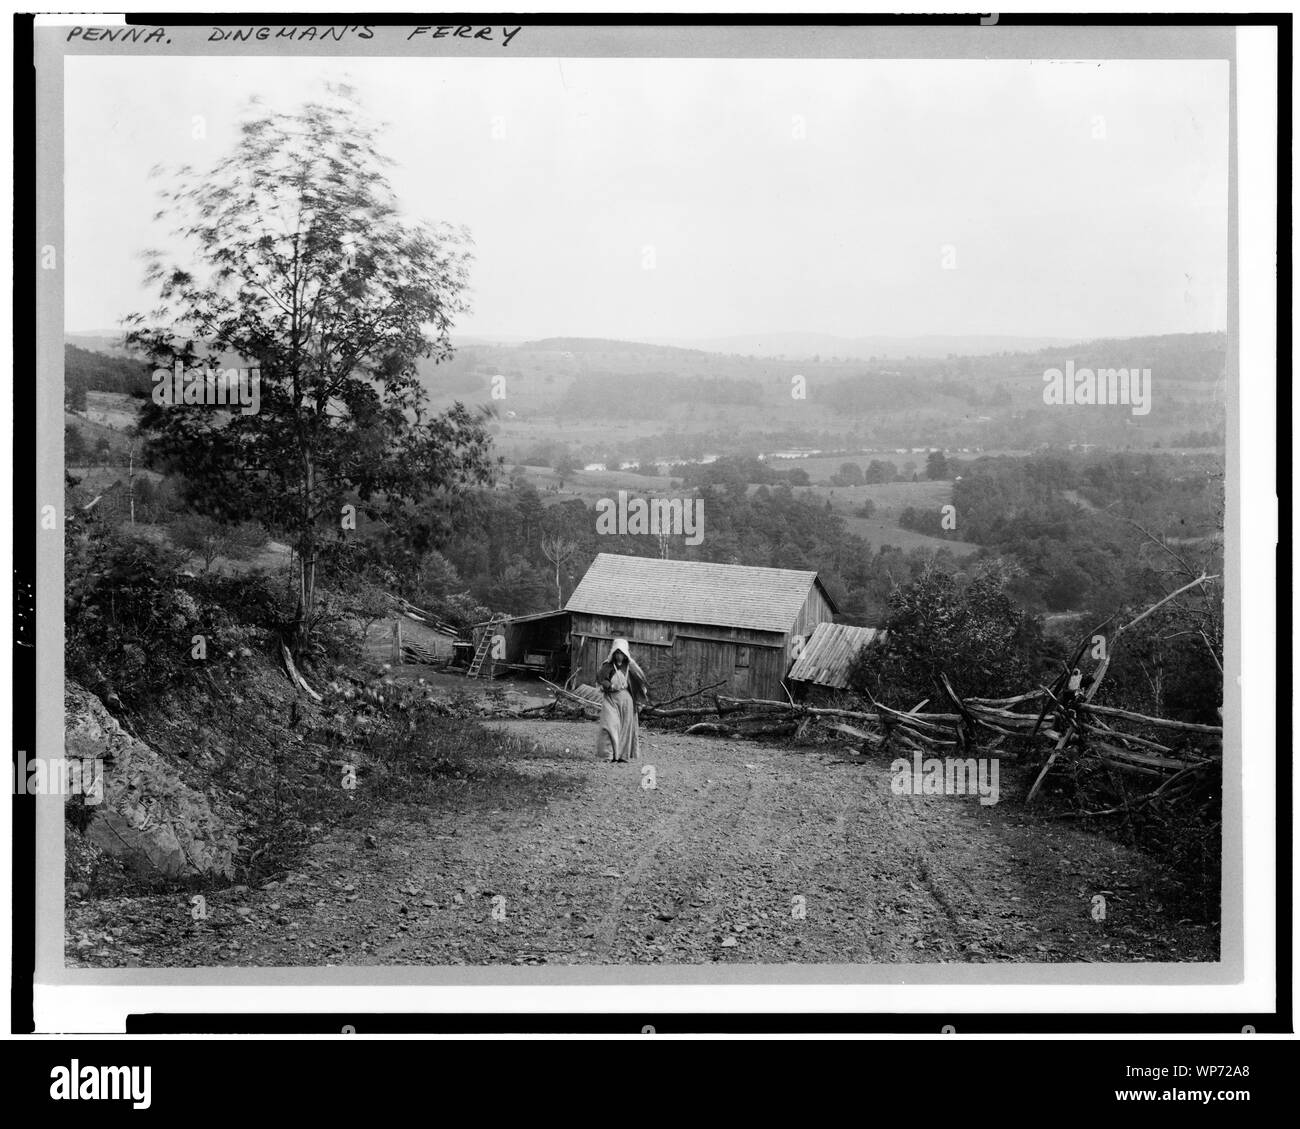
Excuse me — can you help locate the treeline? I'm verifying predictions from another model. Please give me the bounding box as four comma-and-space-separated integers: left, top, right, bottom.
560, 373, 763, 417
925, 331, 1227, 385
819, 372, 928, 414
510, 429, 827, 474
1037, 332, 1227, 383
65, 344, 154, 408
896, 450, 1223, 616
520, 337, 706, 358
674, 454, 809, 489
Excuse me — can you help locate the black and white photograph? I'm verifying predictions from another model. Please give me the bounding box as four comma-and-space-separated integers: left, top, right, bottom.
22, 14, 1283, 1041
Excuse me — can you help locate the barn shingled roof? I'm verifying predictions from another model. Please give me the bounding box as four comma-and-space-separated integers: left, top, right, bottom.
786, 621, 884, 689
565, 553, 837, 634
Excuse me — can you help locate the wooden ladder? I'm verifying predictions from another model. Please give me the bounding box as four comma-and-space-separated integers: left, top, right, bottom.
467, 616, 503, 677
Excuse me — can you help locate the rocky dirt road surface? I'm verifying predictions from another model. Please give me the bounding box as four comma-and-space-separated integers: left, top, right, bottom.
67, 720, 1217, 966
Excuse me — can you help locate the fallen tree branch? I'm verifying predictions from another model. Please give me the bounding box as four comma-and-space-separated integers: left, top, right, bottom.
1084, 703, 1222, 736
280, 643, 322, 702
821, 721, 885, 749
965, 690, 1048, 707
642, 679, 729, 712
1119, 572, 1220, 635
1081, 722, 1174, 756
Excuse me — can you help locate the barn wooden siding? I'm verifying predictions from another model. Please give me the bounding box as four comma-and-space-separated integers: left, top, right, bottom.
570, 612, 815, 700
791, 579, 836, 651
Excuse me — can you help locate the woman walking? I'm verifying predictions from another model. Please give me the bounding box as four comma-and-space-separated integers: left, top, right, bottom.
596, 637, 650, 762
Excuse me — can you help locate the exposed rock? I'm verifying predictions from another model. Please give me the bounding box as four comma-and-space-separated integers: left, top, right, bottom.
65, 681, 239, 881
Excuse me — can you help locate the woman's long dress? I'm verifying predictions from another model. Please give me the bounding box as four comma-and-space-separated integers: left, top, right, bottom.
597, 671, 639, 762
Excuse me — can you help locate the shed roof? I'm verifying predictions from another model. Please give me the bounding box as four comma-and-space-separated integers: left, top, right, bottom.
787, 621, 883, 689
566, 553, 836, 634
502, 609, 572, 626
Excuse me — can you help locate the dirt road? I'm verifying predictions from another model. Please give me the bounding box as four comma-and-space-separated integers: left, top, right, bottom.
66, 720, 1218, 966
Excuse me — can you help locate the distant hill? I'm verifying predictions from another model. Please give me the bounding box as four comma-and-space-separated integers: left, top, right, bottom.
67, 327, 1226, 391
450, 333, 533, 347
66, 331, 135, 357
978, 332, 1228, 385
517, 337, 708, 357
644, 331, 1087, 360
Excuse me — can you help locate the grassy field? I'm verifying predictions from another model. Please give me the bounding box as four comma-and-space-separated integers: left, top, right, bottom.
835, 514, 978, 554
519, 463, 981, 556
66, 464, 164, 490
492, 413, 750, 451
517, 464, 683, 506
798, 479, 980, 554
801, 478, 947, 517
83, 390, 143, 430
65, 411, 139, 458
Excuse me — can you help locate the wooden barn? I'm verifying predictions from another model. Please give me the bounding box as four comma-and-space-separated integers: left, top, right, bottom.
564, 553, 838, 699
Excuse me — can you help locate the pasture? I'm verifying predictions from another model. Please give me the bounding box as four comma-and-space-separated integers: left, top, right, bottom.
798, 479, 981, 554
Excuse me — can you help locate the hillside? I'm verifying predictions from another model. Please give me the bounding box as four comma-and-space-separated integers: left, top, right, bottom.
397, 330, 1228, 463
647, 331, 1086, 359
518, 336, 708, 357
63, 329, 1226, 624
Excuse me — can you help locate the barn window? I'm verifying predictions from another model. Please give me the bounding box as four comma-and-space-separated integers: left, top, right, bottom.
735, 646, 750, 668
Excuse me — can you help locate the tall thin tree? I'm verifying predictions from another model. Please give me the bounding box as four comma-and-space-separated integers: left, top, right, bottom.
126, 86, 495, 649
539, 535, 576, 610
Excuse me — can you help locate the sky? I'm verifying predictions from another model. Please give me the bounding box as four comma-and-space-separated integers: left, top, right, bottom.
64, 55, 1229, 342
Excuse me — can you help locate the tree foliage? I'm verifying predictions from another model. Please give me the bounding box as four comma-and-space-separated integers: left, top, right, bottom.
124, 85, 495, 647
925, 450, 949, 479
848, 562, 1051, 707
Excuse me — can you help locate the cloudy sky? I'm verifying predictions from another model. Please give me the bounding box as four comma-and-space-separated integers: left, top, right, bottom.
64, 55, 1229, 341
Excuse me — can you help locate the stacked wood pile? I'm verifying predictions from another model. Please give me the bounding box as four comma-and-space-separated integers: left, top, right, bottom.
400, 640, 452, 667
386, 596, 461, 668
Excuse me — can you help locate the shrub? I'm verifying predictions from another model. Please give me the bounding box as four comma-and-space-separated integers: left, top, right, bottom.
66, 513, 289, 708
66, 517, 195, 706
848, 562, 1052, 707
171, 513, 267, 572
